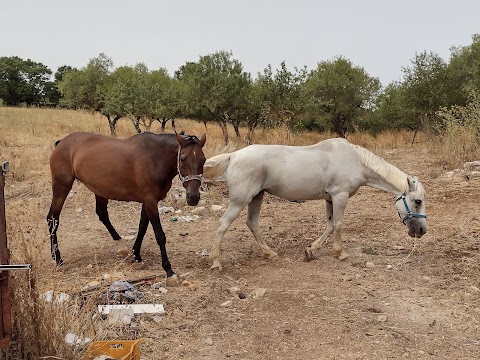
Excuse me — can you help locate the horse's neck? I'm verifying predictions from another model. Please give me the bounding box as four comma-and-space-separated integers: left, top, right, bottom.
353, 145, 408, 195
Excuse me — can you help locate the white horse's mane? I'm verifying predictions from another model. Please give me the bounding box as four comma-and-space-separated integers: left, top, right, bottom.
349, 143, 409, 193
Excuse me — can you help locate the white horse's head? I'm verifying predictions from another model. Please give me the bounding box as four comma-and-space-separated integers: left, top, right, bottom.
395, 177, 427, 238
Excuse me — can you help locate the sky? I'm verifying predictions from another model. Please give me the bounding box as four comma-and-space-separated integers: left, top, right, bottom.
1, 0, 479, 86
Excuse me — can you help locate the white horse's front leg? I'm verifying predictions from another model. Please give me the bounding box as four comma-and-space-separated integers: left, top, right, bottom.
210, 202, 245, 270
305, 200, 333, 261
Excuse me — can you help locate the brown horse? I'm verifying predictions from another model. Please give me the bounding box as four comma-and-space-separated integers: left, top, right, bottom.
47, 131, 206, 282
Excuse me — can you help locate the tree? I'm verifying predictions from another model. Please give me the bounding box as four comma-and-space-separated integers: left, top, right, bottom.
176, 51, 251, 144
304, 56, 381, 137
0, 56, 52, 106
447, 34, 480, 106
256, 62, 307, 130
45, 65, 76, 106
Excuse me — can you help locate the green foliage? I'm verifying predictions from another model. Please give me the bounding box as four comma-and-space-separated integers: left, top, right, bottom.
59, 53, 113, 111
304, 56, 381, 136
401, 51, 450, 116
0, 56, 53, 106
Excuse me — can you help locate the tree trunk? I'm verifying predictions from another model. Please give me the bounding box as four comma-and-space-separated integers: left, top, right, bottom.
218, 118, 229, 145
246, 117, 258, 145
233, 121, 240, 140
332, 114, 347, 138
133, 116, 142, 133
161, 118, 168, 132
106, 114, 121, 137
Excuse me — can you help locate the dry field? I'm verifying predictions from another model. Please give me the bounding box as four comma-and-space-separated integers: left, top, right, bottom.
0, 107, 479, 359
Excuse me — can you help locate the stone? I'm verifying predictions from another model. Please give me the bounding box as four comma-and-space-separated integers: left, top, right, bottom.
464, 161, 480, 171
254, 288, 267, 298
65, 333, 91, 346
151, 282, 166, 290
158, 206, 175, 214
211, 205, 224, 211
123, 235, 135, 240
386, 265, 393, 270
201, 249, 209, 256
377, 315, 387, 322
365, 261, 375, 269
75, 208, 83, 213
205, 337, 214, 346
220, 300, 233, 307
227, 286, 240, 296
191, 206, 206, 214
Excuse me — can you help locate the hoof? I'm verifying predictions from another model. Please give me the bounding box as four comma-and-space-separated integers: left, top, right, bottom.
338, 251, 349, 261
166, 275, 182, 287
262, 251, 279, 260
210, 261, 223, 271
305, 247, 314, 261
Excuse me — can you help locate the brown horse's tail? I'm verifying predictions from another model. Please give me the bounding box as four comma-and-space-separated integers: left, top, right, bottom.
203, 153, 231, 181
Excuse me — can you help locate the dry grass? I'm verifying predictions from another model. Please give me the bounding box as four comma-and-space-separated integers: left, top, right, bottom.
0, 106, 478, 358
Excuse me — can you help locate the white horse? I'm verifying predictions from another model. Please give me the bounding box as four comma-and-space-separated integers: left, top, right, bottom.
203, 138, 427, 270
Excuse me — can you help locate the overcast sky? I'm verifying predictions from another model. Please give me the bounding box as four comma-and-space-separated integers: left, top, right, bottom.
1, 0, 479, 86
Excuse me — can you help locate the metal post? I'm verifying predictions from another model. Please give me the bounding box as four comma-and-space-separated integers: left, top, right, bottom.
0, 161, 12, 348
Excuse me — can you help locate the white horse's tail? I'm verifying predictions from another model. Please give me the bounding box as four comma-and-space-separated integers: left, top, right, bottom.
203, 153, 231, 181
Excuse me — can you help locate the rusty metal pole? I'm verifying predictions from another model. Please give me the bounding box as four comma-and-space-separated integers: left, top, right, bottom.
0, 161, 12, 348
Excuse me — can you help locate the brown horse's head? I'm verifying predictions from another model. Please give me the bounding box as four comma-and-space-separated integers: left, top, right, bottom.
176, 132, 207, 206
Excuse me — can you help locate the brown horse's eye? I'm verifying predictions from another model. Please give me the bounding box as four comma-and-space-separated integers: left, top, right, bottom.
415, 199, 422, 205
180, 155, 187, 162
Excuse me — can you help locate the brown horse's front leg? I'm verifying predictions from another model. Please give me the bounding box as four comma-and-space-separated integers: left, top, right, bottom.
143, 197, 179, 284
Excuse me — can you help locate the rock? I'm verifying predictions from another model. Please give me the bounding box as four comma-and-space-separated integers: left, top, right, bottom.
177, 215, 199, 222
464, 161, 480, 171
86, 264, 93, 269
365, 261, 375, 269
191, 206, 206, 214
220, 300, 233, 307
201, 249, 209, 256
386, 265, 393, 270
158, 206, 175, 214
123, 235, 135, 241
423, 276, 431, 282
75, 208, 83, 213
254, 288, 267, 298
127, 228, 137, 234
227, 286, 240, 296
174, 209, 182, 214
151, 282, 166, 290
205, 337, 214, 346
179, 231, 189, 236
377, 315, 387, 322
157, 287, 169, 295
116, 245, 130, 257
211, 205, 224, 211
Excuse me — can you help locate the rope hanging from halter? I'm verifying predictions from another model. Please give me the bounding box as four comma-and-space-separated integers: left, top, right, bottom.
177, 146, 203, 185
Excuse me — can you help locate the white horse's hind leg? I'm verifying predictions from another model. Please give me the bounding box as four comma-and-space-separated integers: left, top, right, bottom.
305, 200, 333, 261
210, 201, 246, 270
331, 192, 350, 260
246, 191, 278, 260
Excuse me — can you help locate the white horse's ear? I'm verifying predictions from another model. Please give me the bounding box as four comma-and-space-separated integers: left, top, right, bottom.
407, 176, 417, 191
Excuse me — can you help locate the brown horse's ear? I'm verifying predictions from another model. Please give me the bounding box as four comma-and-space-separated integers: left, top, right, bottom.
199, 133, 206, 148
175, 131, 187, 148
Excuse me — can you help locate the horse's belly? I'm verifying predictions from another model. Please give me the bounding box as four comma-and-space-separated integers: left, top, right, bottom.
266, 178, 326, 201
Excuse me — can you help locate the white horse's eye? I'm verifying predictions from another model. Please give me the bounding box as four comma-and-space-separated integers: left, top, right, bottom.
415, 199, 422, 205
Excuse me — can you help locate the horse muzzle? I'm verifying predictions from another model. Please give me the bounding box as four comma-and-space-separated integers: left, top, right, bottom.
186, 192, 200, 206
406, 218, 427, 238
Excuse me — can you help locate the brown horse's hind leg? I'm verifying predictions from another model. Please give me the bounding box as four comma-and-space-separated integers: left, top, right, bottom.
47, 181, 72, 266
95, 195, 121, 240
132, 205, 150, 263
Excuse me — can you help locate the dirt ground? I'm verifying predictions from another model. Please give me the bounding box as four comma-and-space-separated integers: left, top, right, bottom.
7, 145, 480, 359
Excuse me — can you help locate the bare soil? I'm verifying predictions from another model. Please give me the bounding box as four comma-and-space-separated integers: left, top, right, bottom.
9, 146, 480, 359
